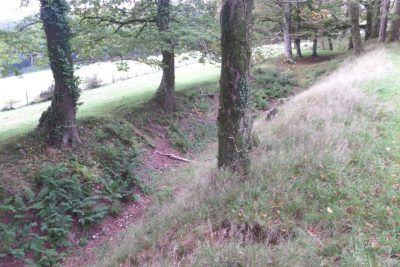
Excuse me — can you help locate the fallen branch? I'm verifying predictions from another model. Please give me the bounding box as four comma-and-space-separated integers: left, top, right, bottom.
155, 150, 195, 163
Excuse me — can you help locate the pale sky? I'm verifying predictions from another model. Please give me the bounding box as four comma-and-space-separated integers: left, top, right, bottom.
0, 0, 40, 22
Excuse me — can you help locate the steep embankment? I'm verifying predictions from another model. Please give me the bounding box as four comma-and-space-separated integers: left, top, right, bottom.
92, 45, 400, 266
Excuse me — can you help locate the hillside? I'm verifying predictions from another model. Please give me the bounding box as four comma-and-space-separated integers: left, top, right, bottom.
0, 48, 345, 266
1, 0, 400, 266
78, 45, 400, 266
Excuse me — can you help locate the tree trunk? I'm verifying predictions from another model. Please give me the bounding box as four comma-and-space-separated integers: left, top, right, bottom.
218, 0, 254, 173
295, 37, 303, 58
154, 0, 175, 111
293, 5, 302, 58
312, 37, 318, 57
350, 1, 363, 55
328, 37, 333, 50
282, 2, 293, 62
321, 38, 326, 50
348, 30, 354, 50
379, 0, 391, 42
387, 0, 400, 42
365, 2, 373, 40
371, 0, 382, 38
38, 0, 81, 146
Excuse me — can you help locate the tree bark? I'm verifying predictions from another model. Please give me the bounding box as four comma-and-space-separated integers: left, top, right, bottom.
294, 37, 303, 58
371, 0, 382, 38
282, 2, 293, 62
348, 29, 354, 50
379, 0, 391, 42
365, 1, 373, 40
312, 37, 318, 57
154, 0, 175, 111
293, 5, 302, 58
350, 1, 363, 55
38, 0, 81, 146
218, 0, 254, 173
387, 0, 400, 42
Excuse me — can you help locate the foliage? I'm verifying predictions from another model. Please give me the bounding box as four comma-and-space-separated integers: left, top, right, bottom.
166, 121, 191, 153
1, 99, 18, 111
97, 143, 147, 204
32, 84, 54, 104
0, 141, 146, 264
251, 67, 296, 110
84, 75, 103, 90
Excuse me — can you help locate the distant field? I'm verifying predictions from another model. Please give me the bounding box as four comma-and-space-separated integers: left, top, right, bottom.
0, 63, 220, 143
0, 53, 206, 110
0, 44, 341, 143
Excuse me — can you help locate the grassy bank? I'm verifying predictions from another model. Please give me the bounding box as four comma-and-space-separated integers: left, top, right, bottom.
93, 45, 400, 266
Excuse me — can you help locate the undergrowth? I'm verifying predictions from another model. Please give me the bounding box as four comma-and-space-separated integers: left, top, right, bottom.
0, 142, 145, 265
0, 82, 221, 265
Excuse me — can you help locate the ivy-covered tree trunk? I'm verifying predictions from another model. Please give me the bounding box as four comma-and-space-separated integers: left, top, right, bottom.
218, 0, 254, 173
379, 0, 391, 42
38, 0, 81, 146
365, 2, 373, 40
155, 0, 175, 111
387, 0, 400, 42
350, 1, 363, 55
371, 0, 382, 38
312, 37, 318, 57
282, 2, 293, 62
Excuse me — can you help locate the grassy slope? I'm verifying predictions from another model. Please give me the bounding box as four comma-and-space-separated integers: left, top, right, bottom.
94, 45, 400, 266
0, 63, 219, 143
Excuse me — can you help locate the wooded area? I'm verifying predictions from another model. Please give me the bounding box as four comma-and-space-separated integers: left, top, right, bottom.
0, 0, 400, 265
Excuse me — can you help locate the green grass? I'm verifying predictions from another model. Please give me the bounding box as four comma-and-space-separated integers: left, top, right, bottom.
90, 45, 400, 267
296, 48, 346, 58
0, 63, 220, 144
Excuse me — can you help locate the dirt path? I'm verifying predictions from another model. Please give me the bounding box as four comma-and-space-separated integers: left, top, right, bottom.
63, 135, 192, 266
63, 96, 219, 266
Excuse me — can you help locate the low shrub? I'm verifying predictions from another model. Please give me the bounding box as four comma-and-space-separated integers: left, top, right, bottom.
251, 68, 296, 110
166, 122, 191, 153
84, 75, 103, 90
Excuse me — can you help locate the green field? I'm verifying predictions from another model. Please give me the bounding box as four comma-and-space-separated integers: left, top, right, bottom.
0, 63, 220, 143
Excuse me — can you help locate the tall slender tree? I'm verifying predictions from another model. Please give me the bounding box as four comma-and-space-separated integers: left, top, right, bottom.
364, 0, 373, 40
282, 1, 293, 62
218, 0, 254, 173
379, 0, 391, 42
312, 37, 318, 57
39, 0, 81, 146
387, 0, 400, 42
154, 0, 175, 111
350, 1, 363, 55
